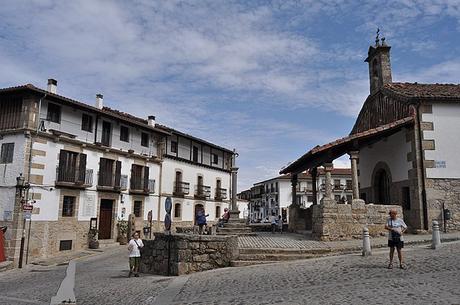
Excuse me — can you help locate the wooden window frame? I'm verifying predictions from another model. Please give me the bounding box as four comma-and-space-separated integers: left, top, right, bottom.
62, 195, 75, 217
171, 140, 178, 153
81, 113, 93, 132
47, 103, 61, 123
133, 200, 143, 218
141, 132, 149, 147
120, 125, 130, 142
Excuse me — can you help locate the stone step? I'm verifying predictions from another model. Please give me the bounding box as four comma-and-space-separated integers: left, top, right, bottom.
0, 260, 14, 272
222, 222, 252, 228
230, 260, 278, 267
239, 248, 331, 255
217, 228, 253, 235
217, 232, 257, 236
238, 253, 317, 261
97, 239, 120, 248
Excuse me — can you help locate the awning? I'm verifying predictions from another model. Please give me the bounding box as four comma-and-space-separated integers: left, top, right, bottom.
280, 116, 414, 175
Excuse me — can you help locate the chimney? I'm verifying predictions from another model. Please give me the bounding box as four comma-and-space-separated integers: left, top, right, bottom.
95, 94, 103, 109
148, 115, 156, 127
47, 79, 57, 94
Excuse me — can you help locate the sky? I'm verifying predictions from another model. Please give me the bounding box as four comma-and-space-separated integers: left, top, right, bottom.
1, 0, 460, 191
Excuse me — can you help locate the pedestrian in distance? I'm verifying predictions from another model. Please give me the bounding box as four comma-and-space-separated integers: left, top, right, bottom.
270, 213, 277, 234
384, 209, 407, 269
277, 215, 283, 233
127, 232, 144, 277
196, 209, 209, 234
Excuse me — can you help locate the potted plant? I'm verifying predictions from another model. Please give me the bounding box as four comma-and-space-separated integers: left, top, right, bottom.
88, 228, 99, 249
117, 219, 128, 245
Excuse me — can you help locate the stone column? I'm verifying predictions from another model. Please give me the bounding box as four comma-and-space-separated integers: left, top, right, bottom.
311, 168, 318, 205
349, 151, 360, 200
229, 150, 240, 220
323, 163, 333, 200
320, 163, 335, 206
291, 174, 298, 206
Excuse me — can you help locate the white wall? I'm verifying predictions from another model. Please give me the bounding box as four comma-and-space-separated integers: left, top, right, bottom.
29, 138, 161, 222
0, 133, 27, 221
358, 130, 411, 188
423, 103, 460, 178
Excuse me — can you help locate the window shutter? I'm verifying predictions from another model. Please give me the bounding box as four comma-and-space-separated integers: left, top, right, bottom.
115, 161, 122, 188
77, 153, 87, 183
98, 158, 106, 186
143, 166, 149, 192
58, 150, 67, 181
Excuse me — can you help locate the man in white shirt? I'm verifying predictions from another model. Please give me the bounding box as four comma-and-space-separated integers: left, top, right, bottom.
127, 232, 144, 277
384, 209, 407, 269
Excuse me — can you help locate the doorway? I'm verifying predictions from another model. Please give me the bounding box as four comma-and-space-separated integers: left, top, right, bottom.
374, 169, 391, 204
194, 204, 204, 225
99, 199, 114, 239
101, 121, 112, 146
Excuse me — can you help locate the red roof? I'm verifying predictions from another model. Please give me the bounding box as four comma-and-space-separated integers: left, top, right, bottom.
280, 116, 414, 175
384, 82, 460, 100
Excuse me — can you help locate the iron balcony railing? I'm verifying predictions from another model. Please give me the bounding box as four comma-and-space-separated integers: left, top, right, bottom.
215, 188, 227, 201
195, 184, 211, 199
173, 181, 190, 196
56, 166, 93, 187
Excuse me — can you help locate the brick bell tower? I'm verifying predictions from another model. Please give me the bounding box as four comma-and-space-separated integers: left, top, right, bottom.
365, 29, 392, 95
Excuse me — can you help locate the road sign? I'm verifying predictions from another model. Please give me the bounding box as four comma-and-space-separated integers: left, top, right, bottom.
23, 205, 33, 211
24, 211, 32, 220
147, 210, 152, 222
165, 197, 172, 214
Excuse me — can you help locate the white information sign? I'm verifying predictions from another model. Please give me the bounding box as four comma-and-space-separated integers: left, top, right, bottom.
82, 194, 96, 217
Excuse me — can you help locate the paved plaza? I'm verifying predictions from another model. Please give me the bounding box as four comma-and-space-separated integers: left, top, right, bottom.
0, 239, 459, 305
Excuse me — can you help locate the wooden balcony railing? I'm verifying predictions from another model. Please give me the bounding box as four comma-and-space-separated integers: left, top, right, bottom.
173, 181, 190, 197
194, 184, 211, 199
215, 188, 227, 201
56, 167, 93, 187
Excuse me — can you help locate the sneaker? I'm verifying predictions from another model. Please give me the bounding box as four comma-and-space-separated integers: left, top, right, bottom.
387, 263, 393, 269
134, 273, 139, 277
400, 263, 407, 270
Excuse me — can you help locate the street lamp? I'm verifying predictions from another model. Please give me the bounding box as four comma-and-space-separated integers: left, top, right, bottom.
16, 173, 30, 268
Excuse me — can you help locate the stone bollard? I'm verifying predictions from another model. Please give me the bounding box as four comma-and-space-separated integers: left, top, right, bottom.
431, 220, 441, 249
362, 227, 371, 256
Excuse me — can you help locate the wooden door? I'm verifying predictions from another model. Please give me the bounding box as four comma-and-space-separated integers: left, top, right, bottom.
99, 199, 113, 239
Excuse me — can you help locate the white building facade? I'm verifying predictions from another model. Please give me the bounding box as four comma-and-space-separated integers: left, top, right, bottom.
244, 168, 352, 223
0, 80, 234, 265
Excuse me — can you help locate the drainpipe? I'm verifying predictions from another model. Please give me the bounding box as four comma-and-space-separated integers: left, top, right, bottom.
413, 102, 429, 230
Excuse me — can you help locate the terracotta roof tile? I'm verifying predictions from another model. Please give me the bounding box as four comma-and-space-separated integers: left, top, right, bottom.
385, 82, 460, 99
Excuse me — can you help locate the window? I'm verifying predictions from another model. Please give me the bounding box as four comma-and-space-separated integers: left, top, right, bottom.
334, 179, 341, 188
81, 114, 93, 132
0, 143, 14, 163
171, 141, 178, 153
133, 200, 142, 217
141, 132, 149, 147
334, 195, 341, 202
215, 206, 221, 218
174, 203, 182, 218
212, 153, 218, 164
130, 164, 149, 191
57, 150, 87, 184
192, 146, 198, 162
62, 196, 75, 217
120, 126, 129, 142
101, 121, 111, 146
307, 195, 314, 202
59, 240, 72, 251
346, 180, 352, 190
47, 103, 61, 123
346, 195, 353, 203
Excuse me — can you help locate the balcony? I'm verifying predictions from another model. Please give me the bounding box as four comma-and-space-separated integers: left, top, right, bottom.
130, 178, 155, 195
194, 184, 211, 199
56, 166, 93, 188
97, 172, 123, 192
296, 186, 313, 193
215, 188, 227, 201
173, 181, 190, 197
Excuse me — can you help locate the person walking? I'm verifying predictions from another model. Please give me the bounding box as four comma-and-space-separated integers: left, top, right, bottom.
270, 213, 277, 234
385, 209, 407, 269
218, 208, 230, 227
277, 215, 283, 233
196, 209, 209, 234
127, 232, 144, 277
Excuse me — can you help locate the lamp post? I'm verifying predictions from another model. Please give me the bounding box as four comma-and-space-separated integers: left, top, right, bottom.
16, 173, 30, 268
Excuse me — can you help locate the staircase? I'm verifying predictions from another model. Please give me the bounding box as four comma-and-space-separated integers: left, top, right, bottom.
231, 247, 332, 267
216, 218, 255, 236
97, 239, 121, 249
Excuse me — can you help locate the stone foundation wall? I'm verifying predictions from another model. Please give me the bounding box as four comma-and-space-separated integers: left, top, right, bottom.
312, 200, 402, 241
426, 178, 460, 231
140, 233, 239, 276
288, 205, 311, 232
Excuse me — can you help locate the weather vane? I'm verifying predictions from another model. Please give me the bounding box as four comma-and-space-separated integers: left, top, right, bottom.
375, 28, 380, 46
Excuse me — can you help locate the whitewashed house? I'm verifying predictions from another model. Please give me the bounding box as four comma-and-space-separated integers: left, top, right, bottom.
0, 79, 234, 266
244, 168, 352, 223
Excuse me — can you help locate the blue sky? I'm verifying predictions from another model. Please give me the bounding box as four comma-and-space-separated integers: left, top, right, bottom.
1, 1, 460, 190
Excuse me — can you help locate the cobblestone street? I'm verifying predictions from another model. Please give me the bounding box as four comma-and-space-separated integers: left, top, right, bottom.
0, 242, 459, 304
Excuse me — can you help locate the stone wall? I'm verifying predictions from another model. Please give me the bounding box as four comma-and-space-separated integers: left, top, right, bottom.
426, 178, 460, 231
288, 205, 311, 232
312, 200, 402, 241
140, 233, 238, 276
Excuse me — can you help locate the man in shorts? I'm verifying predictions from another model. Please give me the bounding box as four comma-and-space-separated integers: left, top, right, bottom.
384, 209, 407, 269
